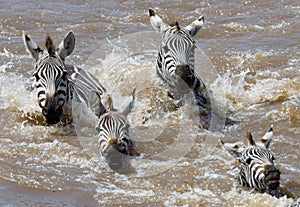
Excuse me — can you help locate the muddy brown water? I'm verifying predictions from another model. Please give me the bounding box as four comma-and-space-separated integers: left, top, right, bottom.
0, 1, 299, 206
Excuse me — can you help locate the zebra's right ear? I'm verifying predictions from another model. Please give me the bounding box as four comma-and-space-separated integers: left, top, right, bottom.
57, 31, 75, 60
261, 126, 273, 149
220, 139, 244, 158
22, 31, 42, 61
149, 9, 169, 34
122, 88, 136, 117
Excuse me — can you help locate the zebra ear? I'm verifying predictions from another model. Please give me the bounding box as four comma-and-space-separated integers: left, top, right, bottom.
122, 88, 136, 117
149, 9, 169, 34
102, 94, 114, 112
261, 126, 273, 149
22, 31, 42, 61
57, 31, 75, 60
246, 129, 256, 146
185, 15, 204, 37
220, 139, 244, 158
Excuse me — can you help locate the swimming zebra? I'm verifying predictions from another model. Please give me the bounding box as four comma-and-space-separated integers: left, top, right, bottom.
23, 31, 106, 124
96, 89, 137, 170
149, 9, 211, 115
221, 126, 283, 198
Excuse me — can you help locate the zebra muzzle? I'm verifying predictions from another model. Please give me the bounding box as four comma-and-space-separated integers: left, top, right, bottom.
264, 165, 281, 190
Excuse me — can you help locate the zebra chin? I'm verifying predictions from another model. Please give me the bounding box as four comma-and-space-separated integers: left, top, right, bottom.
105, 148, 127, 171
41, 106, 63, 125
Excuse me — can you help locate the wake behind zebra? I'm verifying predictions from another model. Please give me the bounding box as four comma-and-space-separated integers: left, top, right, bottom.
23, 31, 106, 124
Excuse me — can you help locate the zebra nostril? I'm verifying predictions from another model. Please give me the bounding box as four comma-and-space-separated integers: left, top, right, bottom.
42, 108, 48, 116
264, 165, 279, 174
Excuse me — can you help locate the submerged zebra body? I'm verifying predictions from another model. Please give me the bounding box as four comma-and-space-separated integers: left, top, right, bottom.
23, 31, 106, 124
96, 89, 137, 170
221, 126, 283, 198
149, 9, 211, 115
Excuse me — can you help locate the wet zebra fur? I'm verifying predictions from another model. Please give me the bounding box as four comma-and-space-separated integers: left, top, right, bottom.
221, 126, 284, 198
23, 31, 106, 124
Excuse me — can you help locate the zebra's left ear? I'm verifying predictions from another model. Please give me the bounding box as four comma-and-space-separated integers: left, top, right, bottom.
185, 15, 204, 37
57, 31, 75, 60
261, 126, 273, 149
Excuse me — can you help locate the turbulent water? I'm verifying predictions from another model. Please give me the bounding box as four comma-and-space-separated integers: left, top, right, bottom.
0, 1, 299, 206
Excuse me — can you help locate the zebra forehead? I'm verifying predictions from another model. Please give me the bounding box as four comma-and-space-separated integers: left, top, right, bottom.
242, 147, 273, 161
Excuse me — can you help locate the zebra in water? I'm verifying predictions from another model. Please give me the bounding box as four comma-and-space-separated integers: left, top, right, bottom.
149, 9, 211, 117
96, 89, 138, 170
23, 31, 106, 124
221, 126, 284, 198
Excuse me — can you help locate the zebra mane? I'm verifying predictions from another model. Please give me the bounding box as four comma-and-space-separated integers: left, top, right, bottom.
170, 21, 181, 32
45, 36, 56, 56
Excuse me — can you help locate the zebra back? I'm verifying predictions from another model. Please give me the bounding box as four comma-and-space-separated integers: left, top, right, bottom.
67, 65, 106, 117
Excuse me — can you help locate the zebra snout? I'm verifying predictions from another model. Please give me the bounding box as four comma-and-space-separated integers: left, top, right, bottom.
42, 105, 63, 124
175, 64, 195, 90
264, 164, 281, 190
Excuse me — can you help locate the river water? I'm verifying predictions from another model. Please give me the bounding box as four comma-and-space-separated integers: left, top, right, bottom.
0, 0, 299, 206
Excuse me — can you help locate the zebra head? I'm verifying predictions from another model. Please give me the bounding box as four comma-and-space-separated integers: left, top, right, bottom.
96, 89, 136, 170
221, 126, 281, 195
23, 31, 75, 124
149, 9, 204, 93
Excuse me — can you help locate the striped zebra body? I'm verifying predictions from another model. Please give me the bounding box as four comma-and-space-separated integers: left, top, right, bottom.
23, 31, 105, 124
149, 9, 210, 110
221, 127, 283, 198
96, 89, 136, 170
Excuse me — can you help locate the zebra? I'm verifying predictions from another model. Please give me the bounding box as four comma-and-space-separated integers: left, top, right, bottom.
149, 9, 211, 116
96, 89, 138, 170
23, 31, 106, 124
220, 126, 284, 198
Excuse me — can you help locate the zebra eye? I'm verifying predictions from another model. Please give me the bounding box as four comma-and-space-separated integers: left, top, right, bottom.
245, 158, 252, 164
271, 155, 276, 161
34, 73, 40, 81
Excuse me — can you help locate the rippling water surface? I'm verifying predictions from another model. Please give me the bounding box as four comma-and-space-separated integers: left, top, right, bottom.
0, 0, 299, 206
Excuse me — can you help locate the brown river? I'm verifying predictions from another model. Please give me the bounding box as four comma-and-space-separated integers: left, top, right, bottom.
0, 0, 299, 206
